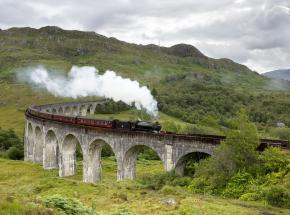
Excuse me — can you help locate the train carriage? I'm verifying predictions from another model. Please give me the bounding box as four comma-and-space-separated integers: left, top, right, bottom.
77, 117, 113, 128
52, 114, 76, 124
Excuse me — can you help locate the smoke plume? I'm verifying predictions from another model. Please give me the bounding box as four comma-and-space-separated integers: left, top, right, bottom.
18, 65, 158, 116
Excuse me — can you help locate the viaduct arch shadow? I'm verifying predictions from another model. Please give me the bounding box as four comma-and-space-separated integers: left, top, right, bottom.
123, 144, 165, 180
34, 126, 43, 163
174, 151, 210, 176
44, 130, 59, 169
27, 123, 34, 161
85, 138, 117, 183
60, 134, 83, 178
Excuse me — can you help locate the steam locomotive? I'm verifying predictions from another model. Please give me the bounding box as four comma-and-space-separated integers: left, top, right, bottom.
26, 107, 161, 133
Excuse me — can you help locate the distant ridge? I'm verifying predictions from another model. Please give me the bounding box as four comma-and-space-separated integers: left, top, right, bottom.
263, 69, 290, 81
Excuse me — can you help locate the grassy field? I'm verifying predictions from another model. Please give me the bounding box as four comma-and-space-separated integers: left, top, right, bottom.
1, 158, 290, 215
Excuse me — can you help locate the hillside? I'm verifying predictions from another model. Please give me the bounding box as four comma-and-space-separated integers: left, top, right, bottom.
1, 26, 290, 127
264, 69, 290, 81
1, 26, 290, 215
1, 158, 290, 215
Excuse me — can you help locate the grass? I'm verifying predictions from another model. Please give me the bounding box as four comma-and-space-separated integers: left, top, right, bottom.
0, 158, 290, 215
0, 106, 26, 137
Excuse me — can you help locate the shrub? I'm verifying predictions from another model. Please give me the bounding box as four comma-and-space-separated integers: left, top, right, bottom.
188, 177, 212, 194
7, 147, 23, 160
43, 195, 97, 215
264, 185, 290, 208
222, 171, 253, 198
0, 128, 23, 150
258, 147, 289, 174
239, 192, 260, 201
140, 172, 184, 190
160, 185, 179, 195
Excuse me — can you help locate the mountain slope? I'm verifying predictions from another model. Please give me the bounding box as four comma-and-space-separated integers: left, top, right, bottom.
264, 69, 290, 81
1, 26, 290, 127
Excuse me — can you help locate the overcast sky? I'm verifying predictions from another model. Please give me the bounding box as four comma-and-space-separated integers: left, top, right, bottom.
0, 0, 289, 73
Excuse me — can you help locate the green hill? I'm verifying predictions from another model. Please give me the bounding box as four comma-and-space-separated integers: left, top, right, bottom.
1, 26, 290, 128
1, 26, 290, 214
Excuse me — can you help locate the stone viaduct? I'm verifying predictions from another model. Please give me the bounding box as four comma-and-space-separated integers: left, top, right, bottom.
24, 100, 289, 183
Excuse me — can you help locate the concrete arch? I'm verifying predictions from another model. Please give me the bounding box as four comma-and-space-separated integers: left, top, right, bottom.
27, 122, 34, 161
85, 138, 117, 183
122, 144, 165, 180
174, 150, 211, 176
95, 103, 102, 113
52, 108, 57, 114
64, 106, 71, 116
174, 147, 213, 167
87, 104, 94, 115
58, 107, 63, 114
59, 134, 83, 177
44, 130, 59, 169
80, 105, 87, 116
33, 126, 43, 163
72, 106, 78, 116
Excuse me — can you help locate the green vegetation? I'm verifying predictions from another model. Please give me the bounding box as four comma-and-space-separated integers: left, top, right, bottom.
1, 26, 290, 214
0, 128, 23, 160
1, 26, 290, 129
1, 157, 290, 215
188, 111, 290, 208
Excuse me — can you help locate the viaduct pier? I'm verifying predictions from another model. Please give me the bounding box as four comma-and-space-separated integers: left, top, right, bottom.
24, 100, 289, 183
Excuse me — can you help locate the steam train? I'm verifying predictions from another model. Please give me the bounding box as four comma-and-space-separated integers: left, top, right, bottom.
26, 107, 161, 133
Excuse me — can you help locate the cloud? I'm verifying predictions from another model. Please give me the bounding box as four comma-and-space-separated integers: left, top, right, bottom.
0, 0, 290, 73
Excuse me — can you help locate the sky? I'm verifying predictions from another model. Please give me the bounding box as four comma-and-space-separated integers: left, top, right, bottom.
0, 0, 289, 73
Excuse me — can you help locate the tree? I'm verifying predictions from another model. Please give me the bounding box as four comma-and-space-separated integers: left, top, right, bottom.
0, 128, 22, 151
192, 109, 260, 190
7, 147, 23, 160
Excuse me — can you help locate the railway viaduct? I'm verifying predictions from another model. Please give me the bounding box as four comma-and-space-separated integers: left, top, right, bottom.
24, 100, 288, 183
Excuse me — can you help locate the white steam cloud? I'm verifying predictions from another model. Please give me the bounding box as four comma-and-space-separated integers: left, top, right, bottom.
18, 66, 158, 116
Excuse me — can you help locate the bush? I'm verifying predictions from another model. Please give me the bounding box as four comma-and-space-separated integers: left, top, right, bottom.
0, 128, 22, 150
258, 147, 289, 174
239, 192, 260, 201
222, 171, 253, 198
188, 177, 212, 194
264, 185, 290, 208
138, 172, 178, 190
43, 195, 97, 215
7, 147, 23, 160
